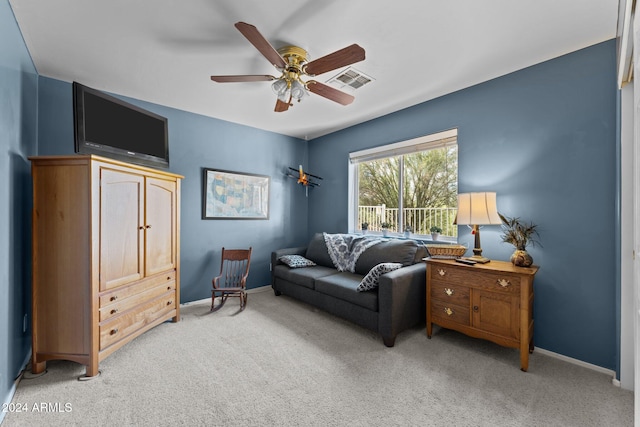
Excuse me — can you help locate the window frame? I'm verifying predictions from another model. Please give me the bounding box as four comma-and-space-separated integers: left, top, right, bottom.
348, 128, 458, 240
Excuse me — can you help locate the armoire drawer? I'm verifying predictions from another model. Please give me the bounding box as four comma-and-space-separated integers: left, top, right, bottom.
99, 279, 176, 322
100, 291, 176, 350
99, 271, 176, 308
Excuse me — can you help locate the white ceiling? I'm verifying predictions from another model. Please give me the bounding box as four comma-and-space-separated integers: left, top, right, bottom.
9, 0, 619, 140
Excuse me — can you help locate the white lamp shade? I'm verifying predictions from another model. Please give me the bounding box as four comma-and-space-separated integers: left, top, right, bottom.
456, 192, 501, 225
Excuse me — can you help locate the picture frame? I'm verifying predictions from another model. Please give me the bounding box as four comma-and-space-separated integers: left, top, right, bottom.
202, 168, 270, 220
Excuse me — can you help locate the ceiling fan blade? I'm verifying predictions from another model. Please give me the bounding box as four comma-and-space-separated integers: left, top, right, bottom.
210, 75, 275, 83
304, 44, 365, 76
274, 98, 290, 112
307, 81, 355, 106
235, 22, 287, 69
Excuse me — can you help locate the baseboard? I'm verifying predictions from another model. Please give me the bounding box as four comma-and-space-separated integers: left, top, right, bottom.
181, 285, 273, 307
535, 347, 618, 385
1, 351, 31, 424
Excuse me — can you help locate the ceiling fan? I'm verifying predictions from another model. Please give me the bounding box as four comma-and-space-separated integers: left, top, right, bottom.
210, 22, 366, 112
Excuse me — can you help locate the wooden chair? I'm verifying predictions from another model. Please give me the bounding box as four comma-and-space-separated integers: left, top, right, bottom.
211, 247, 252, 312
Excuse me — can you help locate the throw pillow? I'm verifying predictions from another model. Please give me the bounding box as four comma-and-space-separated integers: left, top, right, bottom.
356, 262, 403, 292
279, 255, 317, 268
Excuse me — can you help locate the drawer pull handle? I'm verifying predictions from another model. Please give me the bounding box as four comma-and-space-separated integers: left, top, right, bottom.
167, 276, 171, 281
167, 301, 173, 306
444, 288, 454, 296
438, 269, 446, 277
110, 328, 118, 335
110, 309, 118, 315
138, 226, 144, 230
146, 225, 152, 229
167, 286, 172, 290
444, 307, 453, 316
110, 296, 118, 301
497, 279, 511, 288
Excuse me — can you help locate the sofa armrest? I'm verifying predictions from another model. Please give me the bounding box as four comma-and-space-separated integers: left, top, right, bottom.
270, 246, 308, 291
377, 262, 426, 346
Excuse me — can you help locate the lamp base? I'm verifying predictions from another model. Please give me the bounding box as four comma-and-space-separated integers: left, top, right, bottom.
467, 255, 491, 264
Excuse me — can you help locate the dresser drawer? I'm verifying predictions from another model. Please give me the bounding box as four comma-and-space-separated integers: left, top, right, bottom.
471, 271, 520, 293
99, 271, 176, 308
100, 291, 176, 350
430, 265, 520, 293
99, 280, 177, 322
430, 281, 469, 306
431, 299, 469, 326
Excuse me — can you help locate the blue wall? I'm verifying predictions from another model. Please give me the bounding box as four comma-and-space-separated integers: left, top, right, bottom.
308, 40, 618, 369
0, 0, 38, 417
36, 77, 309, 303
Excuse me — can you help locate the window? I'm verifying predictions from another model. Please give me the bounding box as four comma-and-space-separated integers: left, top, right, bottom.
349, 129, 458, 239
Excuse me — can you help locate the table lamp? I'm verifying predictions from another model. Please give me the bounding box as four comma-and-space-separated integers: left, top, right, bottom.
455, 192, 501, 263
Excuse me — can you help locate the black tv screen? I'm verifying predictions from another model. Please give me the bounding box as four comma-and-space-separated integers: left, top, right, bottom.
73, 82, 169, 169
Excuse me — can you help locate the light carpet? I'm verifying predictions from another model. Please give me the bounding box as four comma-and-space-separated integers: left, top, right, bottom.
3, 288, 633, 426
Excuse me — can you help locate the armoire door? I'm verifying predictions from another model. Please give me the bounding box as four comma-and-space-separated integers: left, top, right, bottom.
145, 177, 177, 276
100, 168, 145, 290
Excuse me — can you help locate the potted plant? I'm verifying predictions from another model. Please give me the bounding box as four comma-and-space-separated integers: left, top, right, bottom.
381, 222, 391, 237
498, 213, 540, 267
430, 225, 442, 241
403, 225, 413, 238
361, 222, 369, 234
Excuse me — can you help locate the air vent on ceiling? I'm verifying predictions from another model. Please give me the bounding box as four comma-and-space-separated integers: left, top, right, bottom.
327, 67, 374, 91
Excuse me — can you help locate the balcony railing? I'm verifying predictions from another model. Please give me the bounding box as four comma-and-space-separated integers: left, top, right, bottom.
358, 205, 458, 237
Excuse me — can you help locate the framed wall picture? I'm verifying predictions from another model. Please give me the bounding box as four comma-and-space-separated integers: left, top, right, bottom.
202, 168, 270, 220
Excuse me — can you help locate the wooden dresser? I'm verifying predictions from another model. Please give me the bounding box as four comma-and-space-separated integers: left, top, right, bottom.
30, 155, 182, 378
425, 258, 538, 371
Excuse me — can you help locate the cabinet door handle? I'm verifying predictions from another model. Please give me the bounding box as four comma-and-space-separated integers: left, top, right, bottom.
473, 306, 479, 312
444, 307, 453, 316
444, 288, 454, 296
138, 226, 144, 230
146, 225, 152, 229
497, 279, 511, 288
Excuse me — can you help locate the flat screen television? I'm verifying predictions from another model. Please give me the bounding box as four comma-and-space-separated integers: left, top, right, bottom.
73, 81, 169, 169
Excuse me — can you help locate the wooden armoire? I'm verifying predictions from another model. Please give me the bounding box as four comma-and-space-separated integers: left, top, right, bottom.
30, 155, 182, 378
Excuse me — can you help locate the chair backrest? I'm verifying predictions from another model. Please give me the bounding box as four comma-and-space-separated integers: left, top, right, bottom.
216, 247, 252, 289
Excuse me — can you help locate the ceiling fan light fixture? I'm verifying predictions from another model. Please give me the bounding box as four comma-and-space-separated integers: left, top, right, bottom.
271, 79, 288, 96
290, 80, 306, 100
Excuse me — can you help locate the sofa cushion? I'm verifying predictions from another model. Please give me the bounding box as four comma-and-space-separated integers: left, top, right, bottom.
356, 262, 403, 292
279, 254, 316, 268
354, 239, 418, 275
273, 265, 339, 290
305, 233, 335, 268
315, 272, 378, 312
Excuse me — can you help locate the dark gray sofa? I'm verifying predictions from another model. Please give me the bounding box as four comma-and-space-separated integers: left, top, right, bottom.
271, 233, 427, 347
